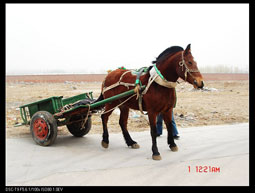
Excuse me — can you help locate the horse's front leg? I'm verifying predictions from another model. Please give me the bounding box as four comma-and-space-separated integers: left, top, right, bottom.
162, 109, 178, 152
148, 112, 161, 160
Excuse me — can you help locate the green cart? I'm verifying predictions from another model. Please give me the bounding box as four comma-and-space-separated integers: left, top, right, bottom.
17, 85, 145, 146
18, 92, 94, 146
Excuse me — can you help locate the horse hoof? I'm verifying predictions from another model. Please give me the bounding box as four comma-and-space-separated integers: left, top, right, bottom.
152, 155, 162, 160
101, 141, 109, 148
170, 146, 178, 152
131, 143, 140, 149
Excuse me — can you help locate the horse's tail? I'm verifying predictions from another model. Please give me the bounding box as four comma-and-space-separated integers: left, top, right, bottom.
91, 92, 105, 110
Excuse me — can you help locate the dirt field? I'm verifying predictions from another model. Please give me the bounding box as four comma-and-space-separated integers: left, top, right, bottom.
6, 73, 249, 83
6, 73, 249, 138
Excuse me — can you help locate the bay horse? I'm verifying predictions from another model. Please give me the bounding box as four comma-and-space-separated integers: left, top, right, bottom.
96, 44, 204, 160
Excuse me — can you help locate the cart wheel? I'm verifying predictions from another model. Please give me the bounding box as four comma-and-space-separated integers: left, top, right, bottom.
67, 115, 92, 137
30, 111, 58, 146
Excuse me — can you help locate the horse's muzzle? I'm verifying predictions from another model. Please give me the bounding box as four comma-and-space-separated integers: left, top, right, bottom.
194, 79, 204, 89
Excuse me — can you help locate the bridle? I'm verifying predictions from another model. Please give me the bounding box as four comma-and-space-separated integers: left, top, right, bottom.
178, 51, 200, 81
142, 50, 202, 95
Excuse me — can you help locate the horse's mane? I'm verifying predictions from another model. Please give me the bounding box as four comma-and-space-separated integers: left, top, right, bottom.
152, 46, 184, 64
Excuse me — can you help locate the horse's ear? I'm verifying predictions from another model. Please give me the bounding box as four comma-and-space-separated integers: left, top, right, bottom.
184, 44, 191, 55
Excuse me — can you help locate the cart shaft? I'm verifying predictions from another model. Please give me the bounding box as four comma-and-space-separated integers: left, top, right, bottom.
54, 85, 146, 119
87, 85, 146, 109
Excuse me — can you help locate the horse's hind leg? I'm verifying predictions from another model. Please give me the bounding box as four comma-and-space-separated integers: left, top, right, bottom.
119, 106, 140, 149
101, 104, 114, 148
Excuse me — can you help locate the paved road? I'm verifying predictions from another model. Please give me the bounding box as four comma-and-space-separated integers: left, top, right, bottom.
6, 123, 249, 186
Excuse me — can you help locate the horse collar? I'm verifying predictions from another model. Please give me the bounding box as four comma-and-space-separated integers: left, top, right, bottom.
152, 64, 165, 80
150, 64, 177, 88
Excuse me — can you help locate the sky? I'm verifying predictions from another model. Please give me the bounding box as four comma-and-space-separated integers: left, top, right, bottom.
6, 4, 249, 75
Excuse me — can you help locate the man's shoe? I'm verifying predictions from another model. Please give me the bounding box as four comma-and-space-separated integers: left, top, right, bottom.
173, 135, 180, 140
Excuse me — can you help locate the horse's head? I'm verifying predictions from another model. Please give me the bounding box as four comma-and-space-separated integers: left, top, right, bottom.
176, 44, 204, 89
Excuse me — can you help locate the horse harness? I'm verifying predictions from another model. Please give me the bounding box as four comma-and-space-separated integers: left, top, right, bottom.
102, 51, 199, 114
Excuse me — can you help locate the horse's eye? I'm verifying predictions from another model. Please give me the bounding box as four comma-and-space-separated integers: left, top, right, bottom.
188, 61, 192, 65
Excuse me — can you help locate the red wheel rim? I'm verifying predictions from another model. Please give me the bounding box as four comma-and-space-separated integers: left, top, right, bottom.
33, 118, 49, 140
